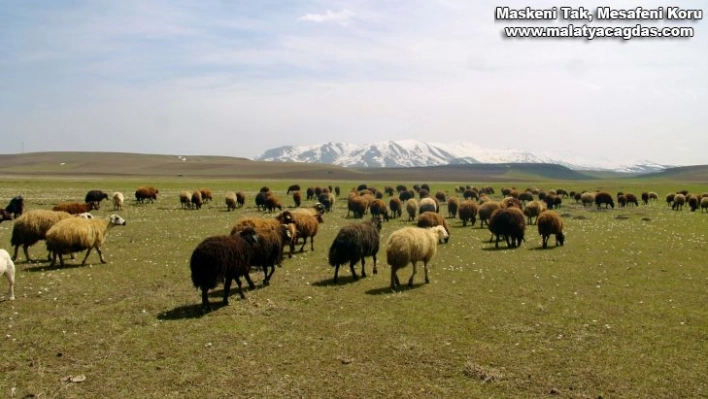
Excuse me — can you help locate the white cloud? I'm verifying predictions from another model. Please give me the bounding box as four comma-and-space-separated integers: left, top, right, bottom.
299, 9, 355, 25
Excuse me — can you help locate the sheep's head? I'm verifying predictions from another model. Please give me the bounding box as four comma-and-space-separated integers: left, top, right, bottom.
557, 232, 565, 246
108, 214, 127, 226
431, 225, 449, 243
276, 210, 294, 224
237, 227, 259, 245
370, 216, 383, 231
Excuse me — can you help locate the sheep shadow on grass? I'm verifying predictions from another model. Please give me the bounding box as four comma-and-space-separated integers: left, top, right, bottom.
158, 303, 214, 320
23, 261, 95, 272
365, 283, 425, 296
311, 274, 363, 287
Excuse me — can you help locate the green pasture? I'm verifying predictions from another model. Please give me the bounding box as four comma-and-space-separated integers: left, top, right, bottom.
0, 177, 706, 398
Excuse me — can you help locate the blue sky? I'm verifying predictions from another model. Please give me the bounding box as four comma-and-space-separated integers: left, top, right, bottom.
1, 1, 706, 165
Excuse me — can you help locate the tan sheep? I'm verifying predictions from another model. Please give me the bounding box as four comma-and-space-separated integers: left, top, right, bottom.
225, 192, 237, 211
10, 210, 75, 262
386, 226, 448, 291
523, 200, 547, 225
112, 192, 125, 211
416, 211, 450, 243
45, 214, 127, 267
537, 211, 565, 248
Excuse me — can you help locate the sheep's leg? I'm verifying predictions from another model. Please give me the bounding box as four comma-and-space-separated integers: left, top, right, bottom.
408, 261, 417, 287
333, 264, 341, 283
23, 245, 32, 263
81, 248, 93, 266
349, 260, 359, 280
299, 237, 307, 253
5, 265, 15, 300
264, 264, 275, 286
58, 253, 65, 267
372, 255, 378, 275
309, 237, 315, 252
423, 260, 430, 284
542, 235, 549, 248
390, 268, 399, 290
201, 288, 212, 311
243, 272, 256, 290
359, 259, 365, 278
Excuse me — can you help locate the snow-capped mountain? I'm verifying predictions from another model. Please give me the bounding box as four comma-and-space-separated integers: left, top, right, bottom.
254, 140, 672, 173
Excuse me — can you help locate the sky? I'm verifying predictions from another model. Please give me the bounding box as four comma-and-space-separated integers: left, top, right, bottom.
1, 0, 706, 166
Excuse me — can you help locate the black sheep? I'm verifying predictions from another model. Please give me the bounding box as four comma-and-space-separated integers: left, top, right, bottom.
189, 228, 258, 311
243, 225, 290, 286
595, 192, 614, 209
329, 217, 382, 283
5, 195, 24, 219
85, 190, 109, 204
488, 207, 526, 248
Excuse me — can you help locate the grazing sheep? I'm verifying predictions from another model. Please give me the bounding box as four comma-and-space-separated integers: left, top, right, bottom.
502, 197, 523, 210
672, 194, 686, 211
0, 249, 15, 300
190, 229, 258, 311
5, 196, 24, 219
666, 193, 676, 207
225, 192, 238, 211
389, 197, 403, 219
419, 197, 439, 214
179, 191, 192, 209
236, 191, 246, 208
624, 193, 639, 207
648, 192, 659, 201
488, 207, 526, 248
537, 211, 565, 248
398, 189, 415, 202
135, 186, 159, 203
523, 200, 547, 225
10, 210, 75, 262
406, 198, 419, 221
112, 192, 124, 211
242, 225, 292, 286
369, 199, 389, 221
700, 197, 708, 213
191, 190, 203, 210
53, 201, 100, 214
478, 201, 503, 229
85, 190, 109, 204
617, 194, 627, 208
641, 192, 650, 205
687, 195, 700, 212
255, 191, 268, 211
277, 210, 319, 253
293, 191, 302, 207
329, 217, 382, 283
199, 188, 213, 203
458, 200, 478, 227
462, 189, 479, 201
417, 212, 450, 243
595, 192, 614, 209
347, 195, 369, 219
45, 214, 127, 267
518, 191, 534, 203
265, 194, 283, 213
317, 192, 334, 212
231, 214, 295, 258
306, 187, 315, 201
580, 192, 596, 208
447, 196, 459, 218
386, 226, 448, 290
287, 184, 301, 195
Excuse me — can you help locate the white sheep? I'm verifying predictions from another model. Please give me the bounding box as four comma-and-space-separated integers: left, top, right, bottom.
112, 192, 125, 211
45, 214, 127, 267
0, 249, 15, 300
386, 225, 448, 291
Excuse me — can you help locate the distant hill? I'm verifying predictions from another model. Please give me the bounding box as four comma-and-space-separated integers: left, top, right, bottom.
0, 151, 704, 181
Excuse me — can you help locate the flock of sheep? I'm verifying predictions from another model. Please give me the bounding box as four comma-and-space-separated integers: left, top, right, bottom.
1, 183, 707, 311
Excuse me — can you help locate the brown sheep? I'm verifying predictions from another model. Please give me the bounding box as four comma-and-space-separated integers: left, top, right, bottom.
277, 210, 319, 253
179, 191, 192, 209
416, 211, 450, 243
389, 197, 403, 219
52, 201, 100, 215
199, 188, 213, 203
236, 191, 246, 208
458, 200, 478, 227
672, 194, 686, 211
537, 211, 565, 248
700, 197, 708, 213
595, 192, 614, 209
225, 192, 237, 211
348, 195, 369, 219
265, 194, 283, 213
478, 201, 503, 229
406, 198, 419, 221
293, 191, 302, 207
191, 190, 203, 210
523, 200, 547, 225
447, 196, 459, 218
369, 199, 389, 221
135, 186, 159, 203
419, 197, 439, 214
488, 207, 526, 248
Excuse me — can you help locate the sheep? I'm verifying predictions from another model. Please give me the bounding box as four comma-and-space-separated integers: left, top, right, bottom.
45, 214, 126, 267
648, 192, 659, 201
447, 196, 459, 218
293, 191, 302, 207
595, 192, 614, 209
462, 189, 478, 201
191, 190, 203, 210
672, 194, 686, 211
0, 209, 12, 224
488, 207, 526, 248
666, 193, 676, 207
179, 191, 192, 209
419, 197, 439, 214
389, 197, 403, 219
0, 249, 15, 300
398, 190, 414, 202
10, 210, 75, 262
199, 188, 213, 203
434, 191, 446, 204
537, 211, 565, 248
523, 200, 547, 225
406, 198, 419, 222
225, 192, 238, 211
286, 184, 301, 195
277, 210, 319, 253
502, 197, 523, 210
241, 225, 292, 286
580, 192, 595, 208
135, 186, 159, 203
5, 195, 25, 218
478, 201, 503, 229
458, 200, 478, 227
417, 212, 450, 243
85, 190, 109, 204
369, 199, 389, 221
112, 192, 124, 211
236, 191, 246, 208
53, 201, 100, 214
265, 194, 283, 213
230, 215, 296, 260
518, 191, 534, 203
641, 192, 650, 205
386, 225, 448, 290
347, 195, 369, 219
701, 197, 708, 213
190, 229, 259, 311
317, 192, 333, 212
329, 217, 382, 283
255, 191, 268, 211
687, 195, 700, 212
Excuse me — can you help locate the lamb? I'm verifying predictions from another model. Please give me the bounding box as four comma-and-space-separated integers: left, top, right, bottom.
191, 190, 203, 210
52, 201, 100, 214
277, 210, 319, 253
458, 200, 478, 227
190, 228, 259, 311
419, 197, 439, 214
406, 198, 419, 221
45, 214, 127, 267
0, 249, 15, 300
488, 207, 526, 248
10, 210, 75, 262
595, 192, 614, 209
179, 191, 192, 209
135, 186, 159, 203
5, 195, 25, 219
225, 192, 238, 211
478, 201, 503, 229
580, 192, 596, 208
537, 211, 565, 248
447, 196, 459, 218
329, 217, 382, 283
84, 190, 109, 204
417, 212, 450, 243
389, 197, 403, 219
199, 188, 213, 203
523, 200, 547, 225
112, 192, 124, 211
386, 225, 448, 291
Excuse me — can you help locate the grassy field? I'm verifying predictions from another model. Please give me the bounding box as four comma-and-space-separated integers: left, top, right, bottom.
0, 174, 707, 398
